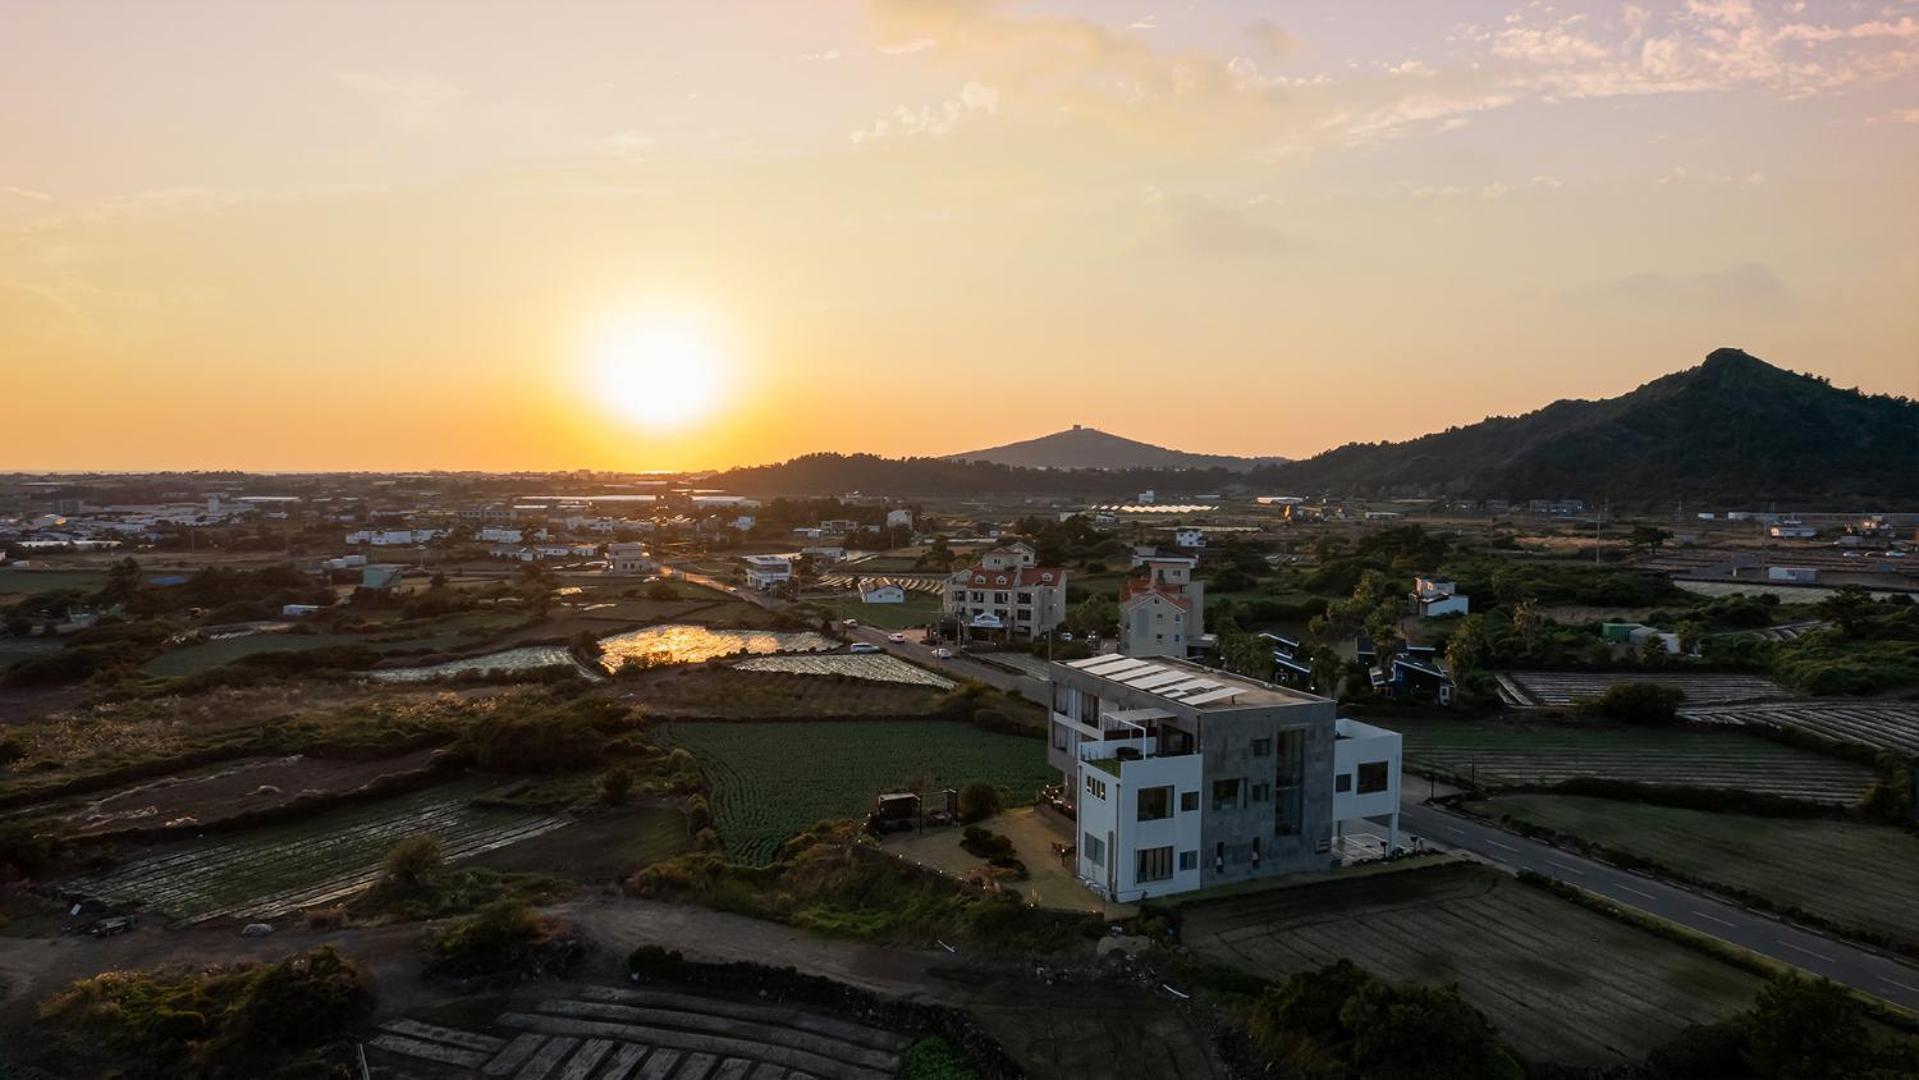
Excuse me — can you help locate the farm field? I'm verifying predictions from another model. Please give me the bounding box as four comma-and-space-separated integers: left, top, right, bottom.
970, 980, 1230, 1079
1181, 861, 1765, 1067
62, 780, 568, 923
1498, 670, 1791, 707
59, 747, 448, 835
631, 667, 954, 719
368, 644, 600, 682
1392, 716, 1874, 803
1678, 700, 1919, 757
597, 624, 834, 670
822, 594, 943, 630
1474, 794, 1919, 948
369, 984, 911, 1080
467, 807, 688, 883
734, 652, 955, 688
0, 569, 108, 595
139, 631, 365, 677
656, 720, 1055, 863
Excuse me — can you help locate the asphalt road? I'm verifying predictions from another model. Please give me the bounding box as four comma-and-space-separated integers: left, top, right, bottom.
1398, 800, 1919, 1011
844, 624, 1051, 705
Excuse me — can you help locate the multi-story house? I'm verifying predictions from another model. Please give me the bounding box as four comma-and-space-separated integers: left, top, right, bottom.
739, 554, 793, 590
1046, 654, 1400, 901
1119, 554, 1206, 658
1410, 574, 1469, 617
944, 542, 1068, 640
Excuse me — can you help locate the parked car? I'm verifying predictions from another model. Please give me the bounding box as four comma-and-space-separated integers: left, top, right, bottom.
849, 642, 882, 653
888, 632, 906, 643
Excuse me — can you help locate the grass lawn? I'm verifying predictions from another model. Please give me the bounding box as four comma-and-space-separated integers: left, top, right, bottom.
1180, 860, 1764, 1067
1391, 715, 1874, 804
656, 719, 1055, 864
1475, 794, 1919, 949
139, 633, 365, 677
824, 593, 942, 629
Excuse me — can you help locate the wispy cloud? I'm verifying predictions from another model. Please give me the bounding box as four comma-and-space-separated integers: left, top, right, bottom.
1, 186, 53, 202
334, 71, 463, 130
850, 82, 998, 144
877, 37, 937, 56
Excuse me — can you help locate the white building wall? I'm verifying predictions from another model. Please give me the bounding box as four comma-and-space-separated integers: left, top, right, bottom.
1075, 752, 1203, 902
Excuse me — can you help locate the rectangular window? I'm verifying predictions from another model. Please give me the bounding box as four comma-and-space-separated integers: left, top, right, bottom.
1211, 778, 1243, 812
1079, 691, 1100, 728
1137, 785, 1173, 821
1136, 846, 1173, 883
1358, 761, 1390, 794
1052, 682, 1073, 716
1178, 850, 1197, 872
1179, 791, 1198, 813
1274, 728, 1305, 836
1251, 737, 1273, 757
1083, 775, 1107, 801
1051, 722, 1070, 751
1251, 782, 1272, 804
1083, 832, 1105, 866
1335, 772, 1352, 793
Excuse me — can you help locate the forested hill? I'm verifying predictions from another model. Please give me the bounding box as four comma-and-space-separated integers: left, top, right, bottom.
717, 351, 1916, 507
1241, 348, 1918, 507
945, 426, 1285, 471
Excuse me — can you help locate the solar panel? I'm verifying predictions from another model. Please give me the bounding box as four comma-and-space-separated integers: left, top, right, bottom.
1182, 686, 1245, 706
1159, 678, 1218, 695
1066, 655, 1119, 669
1115, 665, 1174, 684
1085, 657, 1150, 677
1129, 670, 1191, 690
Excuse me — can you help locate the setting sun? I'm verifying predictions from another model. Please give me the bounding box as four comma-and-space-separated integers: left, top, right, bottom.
594, 319, 727, 429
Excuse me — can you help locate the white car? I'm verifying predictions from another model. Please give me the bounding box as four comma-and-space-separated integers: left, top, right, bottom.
888, 633, 906, 643
848, 642, 882, 653
931, 647, 954, 659
842, 619, 859, 629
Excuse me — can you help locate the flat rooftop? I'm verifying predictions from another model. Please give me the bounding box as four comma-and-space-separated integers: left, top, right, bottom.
1054, 653, 1326, 710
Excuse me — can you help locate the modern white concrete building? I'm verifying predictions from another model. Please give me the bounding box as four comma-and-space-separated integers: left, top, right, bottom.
1410, 575, 1469, 618
1048, 655, 1397, 902
740, 554, 793, 590
1331, 717, 1402, 853
606, 542, 654, 575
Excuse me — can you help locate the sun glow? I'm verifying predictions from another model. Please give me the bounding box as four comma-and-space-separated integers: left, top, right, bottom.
594, 318, 727, 428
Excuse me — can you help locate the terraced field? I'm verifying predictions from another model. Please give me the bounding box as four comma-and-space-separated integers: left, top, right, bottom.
1498, 670, 1791, 707
64, 781, 568, 923
367, 984, 911, 1080
657, 720, 1055, 863
1478, 794, 1919, 948
1393, 716, 1873, 803
1678, 700, 1919, 757
733, 652, 955, 689
1182, 861, 1765, 1067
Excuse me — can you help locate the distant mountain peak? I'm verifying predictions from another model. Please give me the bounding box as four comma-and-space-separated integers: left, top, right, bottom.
945, 426, 1285, 471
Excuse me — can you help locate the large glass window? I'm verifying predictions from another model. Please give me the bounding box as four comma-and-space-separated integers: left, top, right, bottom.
1083, 832, 1105, 866
1051, 722, 1070, 751
1136, 846, 1173, 883
1052, 682, 1073, 716
1358, 761, 1390, 794
1078, 691, 1100, 728
1274, 728, 1305, 835
1137, 786, 1173, 821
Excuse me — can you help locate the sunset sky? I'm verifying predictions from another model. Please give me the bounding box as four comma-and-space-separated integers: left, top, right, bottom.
3, 0, 1915, 472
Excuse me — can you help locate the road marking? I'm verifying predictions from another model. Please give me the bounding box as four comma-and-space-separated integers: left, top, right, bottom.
1614, 885, 1658, 901
1879, 976, 1919, 994
1484, 839, 1519, 853
1548, 861, 1585, 876
1691, 910, 1737, 929
1776, 939, 1835, 963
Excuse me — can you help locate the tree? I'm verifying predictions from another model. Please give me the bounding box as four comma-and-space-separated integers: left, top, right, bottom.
1738, 974, 1872, 1079
1064, 595, 1118, 638
1629, 525, 1673, 554
98, 556, 143, 605
1815, 585, 1874, 638
1341, 981, 1521, 1080
597, 766, 635, 804
380, 833, 444, 890
1588, 681, 1685, 725
957, 780, 1001, 824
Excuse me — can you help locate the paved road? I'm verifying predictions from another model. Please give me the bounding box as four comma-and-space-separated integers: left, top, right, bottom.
844, 624, 1050, 705
1399, 800, 1919, 1011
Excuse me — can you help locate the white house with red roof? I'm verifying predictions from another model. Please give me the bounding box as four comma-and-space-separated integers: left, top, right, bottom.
1120, 554, 1207, 658
944, 543, 1068, 639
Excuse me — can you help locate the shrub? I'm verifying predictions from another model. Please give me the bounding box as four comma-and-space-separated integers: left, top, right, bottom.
1584, 681, 1685, 725
430, 898, 542, 965
956, 780, 1000, 824
626, 945, 691, 981
597, 766, 635, 804
379, 834, 443, 891
959, 827, 1013, 860
0, 821, 68, 881
1246, 961, 1520, 1080
904, 1037, 977, 1080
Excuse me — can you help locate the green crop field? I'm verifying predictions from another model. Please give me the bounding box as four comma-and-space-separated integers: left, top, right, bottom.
1476, 794, 1919, 949
824, 594, 942, 629
0, 569, 107, 595
140, 633, 366, 677
656, 719, 1055, 863
1181, 861, 1765, 1067
1391, 716, 1874, 803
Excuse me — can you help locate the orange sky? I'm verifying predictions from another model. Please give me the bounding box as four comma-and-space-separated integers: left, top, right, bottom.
2, 0, 1915, 472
